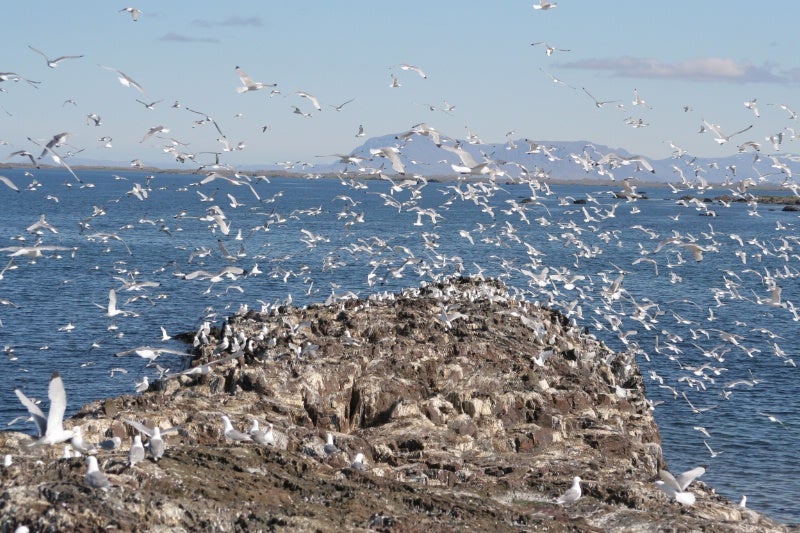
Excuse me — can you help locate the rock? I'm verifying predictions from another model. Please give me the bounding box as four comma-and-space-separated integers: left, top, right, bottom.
0, 277, 794, 531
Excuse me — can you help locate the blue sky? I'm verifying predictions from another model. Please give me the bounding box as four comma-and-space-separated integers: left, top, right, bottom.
2, 1, 800, 168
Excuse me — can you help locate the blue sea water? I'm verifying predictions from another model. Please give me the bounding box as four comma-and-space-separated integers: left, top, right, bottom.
0, 167, 797, 523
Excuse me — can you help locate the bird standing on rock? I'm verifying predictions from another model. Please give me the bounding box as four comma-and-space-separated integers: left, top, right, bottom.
222, 415, 252, 442
128, 435, 145, 466
85, 456, 112, 490
556, 476, 582, 504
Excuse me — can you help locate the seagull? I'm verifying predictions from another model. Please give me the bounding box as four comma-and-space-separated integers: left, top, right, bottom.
655, 467, 705, 505
6, 150, 39, 168
540, 68, 576, 89
370, 146, 405, 175
113, 346, 189, 362
531, 42, 570, 56
701, 119, 753, 145
767, 102, 797, 120
632, 88, 653, 109
141, 125, 169, 143
533, 0, 557, 9
24, 371, 75, 446
296, 91, 322, 111
582, 87, 619, 108
744, 98, 759, 118
128, 435, 145, 466
70, 426, 97, 454
290, 106, 312, 118
248, 419, 274, 446
234, 66, 275, 93
398, 64, 427, 78
0, 175, 20, 192
120, 7, 142, 21
556, 476, 582, 504
134, 376, 149, 393
14, 388, 47, 437
122, 419, 174, 461
100, 65, 145, 93
96, 288, 132, 318
35, 131, 70, 159
323, 432, 339, 456
329, 98, 355, 111
703, 440, 724, 458
27, 45, 83, 68
136, 99, 163, 110
355, 124, 366, 137
351, 452, 368, 471
148, 427, 165, 461
85, 456, 112, 490
221, 415, 252, 442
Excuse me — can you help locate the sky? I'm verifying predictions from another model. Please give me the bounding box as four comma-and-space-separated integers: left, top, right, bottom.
2, 1, 800, 170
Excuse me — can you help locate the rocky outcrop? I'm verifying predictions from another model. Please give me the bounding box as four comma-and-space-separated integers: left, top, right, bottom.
0, 277, 792, 531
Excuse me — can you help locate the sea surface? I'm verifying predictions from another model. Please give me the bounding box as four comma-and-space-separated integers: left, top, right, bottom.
0, 167, 797, 523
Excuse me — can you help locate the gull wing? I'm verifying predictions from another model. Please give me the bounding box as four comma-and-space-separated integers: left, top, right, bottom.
123, 418, 154, 437
45, 371, 67, 437
658, 469, 682, 493
14, 388, 47, 436
675, 466, 705, 491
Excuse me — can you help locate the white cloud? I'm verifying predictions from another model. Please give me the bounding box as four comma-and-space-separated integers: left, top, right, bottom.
561, 56, 799, 84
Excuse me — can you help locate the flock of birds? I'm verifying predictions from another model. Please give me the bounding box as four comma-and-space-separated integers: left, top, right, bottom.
0, 3, 798, 518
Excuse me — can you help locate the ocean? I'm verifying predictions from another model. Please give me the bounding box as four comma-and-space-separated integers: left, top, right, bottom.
0, 167, 797, 524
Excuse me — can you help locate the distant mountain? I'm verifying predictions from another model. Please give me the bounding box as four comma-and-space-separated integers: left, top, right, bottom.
64, 127, 799, 187
307, 128, 798, 187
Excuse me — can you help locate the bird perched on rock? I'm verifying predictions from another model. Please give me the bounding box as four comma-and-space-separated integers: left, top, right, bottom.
70, 426, 97, 455
323, 432, 339, 456
221, 415, 252, 442
351, 452, 368, 471
123, 419, 177, 461
85, 456, 112, 490
128, 435, 145, 467
556, 476, 582, 504
249, 419, 274, 446
148, 427, 165, 461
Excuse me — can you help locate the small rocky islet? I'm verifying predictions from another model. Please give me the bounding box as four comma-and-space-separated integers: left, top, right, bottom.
0, 276, 793, 531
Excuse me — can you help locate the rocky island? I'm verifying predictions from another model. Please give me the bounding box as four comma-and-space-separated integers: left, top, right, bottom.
0, 277, 793, 531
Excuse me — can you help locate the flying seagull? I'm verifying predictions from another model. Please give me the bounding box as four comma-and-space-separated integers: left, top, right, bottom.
120, 7, 142, 21
18, 371, 75, 446
296, 91, 322, 111
100, 65, 145, 93
531, 42, 570, 56
398, 64, 427, 78
533, 0, 557, 10
136, 99, 163, 110
0, 175, 20, 192
28, 45, 83, 68
701, 119, 753, 145
235, 66, 276, 93
329, 98, 355, 111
